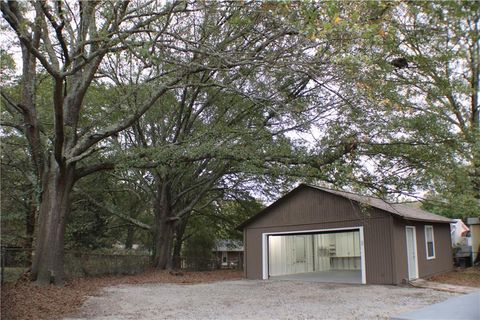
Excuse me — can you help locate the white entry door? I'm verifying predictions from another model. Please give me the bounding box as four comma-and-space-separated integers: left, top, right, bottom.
405, 226, 418, 280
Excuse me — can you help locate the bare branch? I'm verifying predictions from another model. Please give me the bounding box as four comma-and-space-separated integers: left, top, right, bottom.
1, 1, 61, 78
1, 90, 27, 114
79, 190, 152, 231
74, 162, 115, 182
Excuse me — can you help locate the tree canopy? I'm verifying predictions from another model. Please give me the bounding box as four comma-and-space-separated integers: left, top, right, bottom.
1, 0, 478, 285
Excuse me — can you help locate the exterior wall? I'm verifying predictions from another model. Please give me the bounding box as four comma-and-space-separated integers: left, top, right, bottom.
392, 218, 453, 284
470, 224, 480, 263
244, 187, 396, 284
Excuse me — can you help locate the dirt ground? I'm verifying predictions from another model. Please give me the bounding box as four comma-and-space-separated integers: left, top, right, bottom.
1, 269, 243, 320
66, 280, 456, 320
3, 267, 477, 320
428, 267, 480, 287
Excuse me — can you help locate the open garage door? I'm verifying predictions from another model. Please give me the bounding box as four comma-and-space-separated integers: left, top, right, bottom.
265, 228, 365, 284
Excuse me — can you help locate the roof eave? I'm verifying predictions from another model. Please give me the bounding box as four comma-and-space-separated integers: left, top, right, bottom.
395, 215, 454, 224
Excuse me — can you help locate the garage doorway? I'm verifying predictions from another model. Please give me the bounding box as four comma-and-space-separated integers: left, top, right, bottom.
262, 227, 365, 284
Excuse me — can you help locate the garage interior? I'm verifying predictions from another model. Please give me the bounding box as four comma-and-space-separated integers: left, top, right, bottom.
267, 230, 362, 284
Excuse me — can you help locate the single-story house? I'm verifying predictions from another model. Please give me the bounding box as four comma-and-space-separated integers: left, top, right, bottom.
213, 240, 244, 268
238, 184, 453, 285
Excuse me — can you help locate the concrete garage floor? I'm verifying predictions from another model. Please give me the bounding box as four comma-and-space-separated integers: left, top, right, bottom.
270, 270, 362, 284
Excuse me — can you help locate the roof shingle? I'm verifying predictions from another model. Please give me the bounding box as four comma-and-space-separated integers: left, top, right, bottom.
308, 185, 453, 223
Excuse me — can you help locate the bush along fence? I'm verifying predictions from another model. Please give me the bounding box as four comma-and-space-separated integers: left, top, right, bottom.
1, 247, 244, 283
0, 247, 151, 283
64, 251, 151, 277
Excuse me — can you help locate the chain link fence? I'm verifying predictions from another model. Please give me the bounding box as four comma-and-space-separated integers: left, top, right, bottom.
65, 251, 151, 277
0, 247, 151, 283
1, 247, 242, 283
178, 256, 219, 271
1, 247, 31, 283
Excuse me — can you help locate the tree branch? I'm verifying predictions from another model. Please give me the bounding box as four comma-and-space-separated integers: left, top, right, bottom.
79, 190, 152, 231
1, 1, 61, 78
0, 90, 27, 114
68, 71, 201, 158
74, 162, 115, 182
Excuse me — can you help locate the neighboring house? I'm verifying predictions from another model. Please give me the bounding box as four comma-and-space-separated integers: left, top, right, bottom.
112, 243, 142, 250
450, 219, 472, 267
451, 219, 470, 247
213, 240, 244, 269
238, 184, 453, 285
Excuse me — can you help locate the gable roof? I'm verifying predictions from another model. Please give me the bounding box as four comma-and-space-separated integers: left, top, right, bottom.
238, 184, 452, 229
213, 240, 244, 252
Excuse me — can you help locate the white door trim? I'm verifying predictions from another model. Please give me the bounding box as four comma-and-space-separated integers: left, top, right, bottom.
262, 226, 366, 284
359, 227, 366, 284
405, 226, 419, 280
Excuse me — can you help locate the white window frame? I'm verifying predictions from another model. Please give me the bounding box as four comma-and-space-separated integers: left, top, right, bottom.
261, 226, 366, 284
424, 225, 436, 260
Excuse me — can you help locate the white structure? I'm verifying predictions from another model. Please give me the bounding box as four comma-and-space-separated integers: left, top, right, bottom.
450, 219, 470, 246
467, 217, 480, 264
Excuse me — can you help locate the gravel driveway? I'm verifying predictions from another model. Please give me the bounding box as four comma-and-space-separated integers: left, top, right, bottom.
67, 280, 456, 320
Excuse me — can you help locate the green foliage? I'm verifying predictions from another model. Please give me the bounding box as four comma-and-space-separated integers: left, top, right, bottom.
1, 267, 28, 283
182, 214, 216, 269
203, 198, 264, 241
64, 252, 151, 277
66, 171, 153, 251
2, 1, 478, 264
305, 1, 480, 214
0, 49, 16, 84
0, 129, 35, 246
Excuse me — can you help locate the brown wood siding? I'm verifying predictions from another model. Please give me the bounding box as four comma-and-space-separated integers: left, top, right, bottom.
248, 188, 386, 229
363, 217, 395, 284
244, 188, 395, 284
243, 187, 453, 285
392, 218, 453, 283
243, 229, 247, 278
392, 218, 408, 284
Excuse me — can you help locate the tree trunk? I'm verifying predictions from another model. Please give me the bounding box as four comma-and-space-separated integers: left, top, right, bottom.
152, 180, 175, 269
25, 199, 36, 249
31, 157, 74, 285
24, 192, 36, 265
154, 221, 174, 269
125, 224, 135, 250
172, 219, 188, 269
